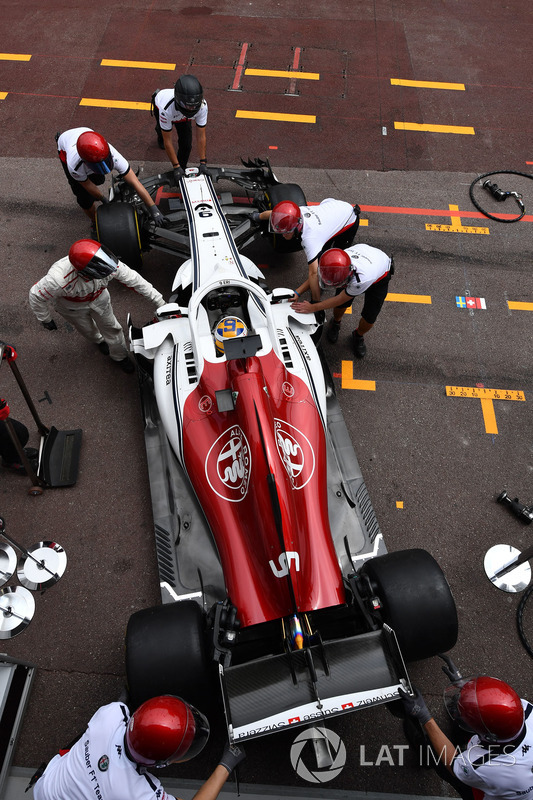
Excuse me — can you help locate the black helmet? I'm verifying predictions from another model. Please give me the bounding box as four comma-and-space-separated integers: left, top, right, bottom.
174, 74, 203, 118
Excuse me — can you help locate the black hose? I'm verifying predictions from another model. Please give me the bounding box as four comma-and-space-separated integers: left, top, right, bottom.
469, 170, 532, 223
516, 583, 533, 659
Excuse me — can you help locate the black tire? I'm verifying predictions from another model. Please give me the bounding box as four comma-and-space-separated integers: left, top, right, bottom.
125, 601, 213, 712
360, 548, 458, 662
264, 182, 307, 253
95, 202, 143, 270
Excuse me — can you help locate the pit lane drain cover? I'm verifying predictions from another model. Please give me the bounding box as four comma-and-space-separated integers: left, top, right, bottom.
0, 543, 17, 587
0, 586, 35, 638
17, 541, 67, 591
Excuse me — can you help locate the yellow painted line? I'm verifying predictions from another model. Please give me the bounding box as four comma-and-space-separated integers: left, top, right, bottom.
101, 58, 175, 70
446, 386, 525, 400
391, 78, 465, 91
236, 110, 316, 124
508, 301, 533, 311
0, 92, 7, 100
385, 293, 432, 304
0, 53, 31, 61
244, 68, 320, 80
480, 398, 498, 435
396, 501, 404, 509
446, 385, 525, 435
341, 361, 376, 391
426, 204, 489, 234
80, 98, 151, 110
394, 121, 475, 135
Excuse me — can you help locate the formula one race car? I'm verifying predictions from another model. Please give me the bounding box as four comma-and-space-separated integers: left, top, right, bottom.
95, 158, 307, 271
124, 169, 458, 743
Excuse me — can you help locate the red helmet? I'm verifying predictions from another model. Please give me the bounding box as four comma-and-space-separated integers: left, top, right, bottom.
76, 131, 113, 175
444, 676, 524, 743
269, 201, 303, 235
68, 239, 119, 279
318, 249, 352, 288
126, 696, 209, 767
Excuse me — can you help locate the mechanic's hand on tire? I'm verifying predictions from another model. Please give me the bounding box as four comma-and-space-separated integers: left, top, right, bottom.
398, 687, 432, 725
219, 742, 246, 774
148, 205, 166, 227
42, 319, 58, 331
173, 166, 185, 185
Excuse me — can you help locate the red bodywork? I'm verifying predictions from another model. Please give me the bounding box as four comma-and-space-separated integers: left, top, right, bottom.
182, 350, 345, 627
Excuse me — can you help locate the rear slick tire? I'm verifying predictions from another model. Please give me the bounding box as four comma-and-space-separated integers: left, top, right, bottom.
360, 548, 458, 662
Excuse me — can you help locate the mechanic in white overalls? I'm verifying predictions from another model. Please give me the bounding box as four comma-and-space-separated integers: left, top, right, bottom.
258, 198, 360, 303
290, 244, 393, 359
29, 239, 165, 374
400, 676, 533, 800
31, 695, 245, 800
151, 75, 208, 185
56, 128, 165, 226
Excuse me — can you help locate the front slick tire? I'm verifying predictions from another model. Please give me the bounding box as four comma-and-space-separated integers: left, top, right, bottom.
95, 202, 143, 270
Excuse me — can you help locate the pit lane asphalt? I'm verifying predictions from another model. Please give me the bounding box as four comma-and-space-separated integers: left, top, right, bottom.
1, 0, 533, 797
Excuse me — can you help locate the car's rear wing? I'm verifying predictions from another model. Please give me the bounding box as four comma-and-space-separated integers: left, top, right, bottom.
220, 626, 410, 742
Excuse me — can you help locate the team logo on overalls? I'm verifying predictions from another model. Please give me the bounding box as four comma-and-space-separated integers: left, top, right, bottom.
98, 755, 109, 771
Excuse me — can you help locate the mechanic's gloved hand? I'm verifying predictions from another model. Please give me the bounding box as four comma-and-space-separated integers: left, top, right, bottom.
219, 743, 246, 774
398, 687, 432, 725
0, 399, 10, 421
199, 160, 208, 174
148, 205, 166, 227
42, 319, 58, 331
250, 210, 261, 223
439, 653, 464, 684
173, 166, 185, 185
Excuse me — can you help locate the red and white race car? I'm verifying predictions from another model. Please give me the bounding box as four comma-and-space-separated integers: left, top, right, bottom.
125, 169, 457, 743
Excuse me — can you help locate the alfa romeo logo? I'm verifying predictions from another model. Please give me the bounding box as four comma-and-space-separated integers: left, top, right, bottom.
205, 426, 251, 502
290, 726, 346, 783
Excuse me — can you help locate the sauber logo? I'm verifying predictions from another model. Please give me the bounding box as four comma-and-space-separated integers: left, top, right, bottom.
274, 419, 315, 489
269, 551, 300, 577
205, 426, 251, 502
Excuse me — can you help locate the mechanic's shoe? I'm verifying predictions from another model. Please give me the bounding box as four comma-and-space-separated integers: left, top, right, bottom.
155, 125, 164, 150
352, 331, 367, 358
326, 319, 341, 343
117, 357, 135, 374
97, 341, 110, 356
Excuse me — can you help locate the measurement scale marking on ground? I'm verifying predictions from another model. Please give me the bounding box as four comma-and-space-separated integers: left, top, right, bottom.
446, 386, 525, 400
446, 385, 525, 435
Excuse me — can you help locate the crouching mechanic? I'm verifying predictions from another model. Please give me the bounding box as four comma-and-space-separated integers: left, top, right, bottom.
29, 239, 166, 374
257, 198, 359, 302
56, 127, 165, 226
291, 244, 393, 358
32, 694, 245, 800
400, 676, 533, 800
151, 74, 208, 184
